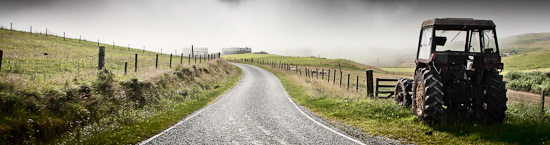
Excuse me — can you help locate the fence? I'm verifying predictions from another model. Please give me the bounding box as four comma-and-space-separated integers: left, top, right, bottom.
0, 25, 223, 83
0, 23, 224, 79
227, 57, 376, 97
375, 78, 398, 98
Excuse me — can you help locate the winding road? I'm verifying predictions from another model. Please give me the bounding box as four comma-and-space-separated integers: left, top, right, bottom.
140, 63, 367, 144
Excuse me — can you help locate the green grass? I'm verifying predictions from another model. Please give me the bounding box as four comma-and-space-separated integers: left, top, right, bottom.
66, 66, 242, 144
502, 51, 550, 70
222, 53, 384, 72
242, 60, 550, 145
500, 33, 550, 54
0, 28, 201, 87
380, 67, 415, 75
0, 28, 237, 144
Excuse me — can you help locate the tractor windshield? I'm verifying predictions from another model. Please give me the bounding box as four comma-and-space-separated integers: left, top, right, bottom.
434, 29, 498, 53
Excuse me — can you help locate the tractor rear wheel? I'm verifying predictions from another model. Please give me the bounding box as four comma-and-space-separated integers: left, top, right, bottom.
395, 78, 413, 107
482, 72, 508, 123
412, 68, 445, 123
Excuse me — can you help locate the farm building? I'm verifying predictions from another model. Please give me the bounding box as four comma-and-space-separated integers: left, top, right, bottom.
222, 47, 252, 54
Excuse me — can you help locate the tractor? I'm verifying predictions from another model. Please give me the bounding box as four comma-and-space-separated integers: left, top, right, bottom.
394, 18, 507, 123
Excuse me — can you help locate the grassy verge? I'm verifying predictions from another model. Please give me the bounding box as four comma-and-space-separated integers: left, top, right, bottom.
239, 61, 550, 145
64, 65, 242, 144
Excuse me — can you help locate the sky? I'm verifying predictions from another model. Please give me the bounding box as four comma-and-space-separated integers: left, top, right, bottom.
1, 0, 549, 66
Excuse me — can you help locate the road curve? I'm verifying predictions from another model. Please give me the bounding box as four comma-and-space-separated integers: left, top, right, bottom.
140, 63, 365, 144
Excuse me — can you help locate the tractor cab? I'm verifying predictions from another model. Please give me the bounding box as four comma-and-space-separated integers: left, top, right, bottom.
416, 18, 503, 73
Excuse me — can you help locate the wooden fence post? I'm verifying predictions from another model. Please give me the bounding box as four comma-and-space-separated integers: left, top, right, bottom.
113, 42, 115, 49
194, 55, 197, 64
10, 23, 12, 31
135, 54, 138, 72
340, 71, 343, 87
30, 26, 32, 35
98, 39, 100, 46
333, 70, 336, 85
356, 76, 359, 92
155, 54, 158, 68
328, 69, 330, 83
347, 74, 350, 90
170, 53, 172, 68
124, 62, 128, 75
322, 68, 324, 80
0, 50, 3, 72
199, 55, 202, 63
543, 90, 546, 116
45, 28, 47, 37
366, 70, 374, 97
316, 68, 318, 79
188, 54, 191, 65
98, 46, 105, 70
375, 78, 379, 98
180, 53, 183, 64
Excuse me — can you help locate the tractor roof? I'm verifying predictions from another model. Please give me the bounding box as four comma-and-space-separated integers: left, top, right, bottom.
422, 18, 496, 30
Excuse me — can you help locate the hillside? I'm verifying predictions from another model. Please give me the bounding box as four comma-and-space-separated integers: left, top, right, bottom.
221, 53, 385, 72
0, 28, 176, 79
500, 33, 550, 54
502, 51, 550, 70
0, 28, 240, 144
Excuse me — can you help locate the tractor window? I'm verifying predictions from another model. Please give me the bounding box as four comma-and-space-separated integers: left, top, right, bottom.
469, 31, 482, 53
418, 28, 432, 60
435, 30, 467, 52
482, 30, 497, 53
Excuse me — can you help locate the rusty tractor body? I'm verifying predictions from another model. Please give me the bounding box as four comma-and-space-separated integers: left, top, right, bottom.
395, 18, 507, 123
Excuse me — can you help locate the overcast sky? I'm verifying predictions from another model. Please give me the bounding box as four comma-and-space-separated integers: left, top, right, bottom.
1, 0, 549, 66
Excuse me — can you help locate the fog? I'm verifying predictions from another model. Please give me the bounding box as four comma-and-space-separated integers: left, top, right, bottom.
1, 0, 549, 66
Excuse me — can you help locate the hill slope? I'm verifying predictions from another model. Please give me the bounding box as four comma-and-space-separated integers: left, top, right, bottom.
222, 53, 384, 72
502, 51, 550, 70
0, 28, 239, 144
500, 33, 550, 54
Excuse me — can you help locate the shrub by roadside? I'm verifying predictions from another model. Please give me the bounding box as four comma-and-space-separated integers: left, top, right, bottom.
506, 71, 550, 95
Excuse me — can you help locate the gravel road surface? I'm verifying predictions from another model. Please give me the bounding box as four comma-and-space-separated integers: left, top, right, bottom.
140, 63, 392, 144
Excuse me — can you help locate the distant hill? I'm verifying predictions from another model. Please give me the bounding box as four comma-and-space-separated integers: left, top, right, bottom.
221, 53, 384, 72
502, 51, 550, 70
499, 33, 550, 54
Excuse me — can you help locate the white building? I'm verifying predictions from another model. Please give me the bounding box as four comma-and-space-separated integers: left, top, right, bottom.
222, 47, 252, 54
181, 47, 208, 56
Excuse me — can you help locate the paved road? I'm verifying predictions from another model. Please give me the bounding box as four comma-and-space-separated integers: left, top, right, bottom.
141, 63, 365, 144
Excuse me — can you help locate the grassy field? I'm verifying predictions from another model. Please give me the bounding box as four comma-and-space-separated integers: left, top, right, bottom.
228, 54, 550, 144
0, 28, 204, 89
380, 67, 415, 75
500, 33, 550, 54
502, 51, 550, 70
222, 53, 384, 72
0, 28, 239, 144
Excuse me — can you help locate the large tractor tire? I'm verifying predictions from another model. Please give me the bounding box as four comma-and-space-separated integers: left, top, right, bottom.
412, 68, 445, 123
395, 78, 413, 107
482, 72, 508, 123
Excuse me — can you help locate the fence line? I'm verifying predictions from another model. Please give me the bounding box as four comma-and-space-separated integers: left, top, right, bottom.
230, 58, 375, 97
